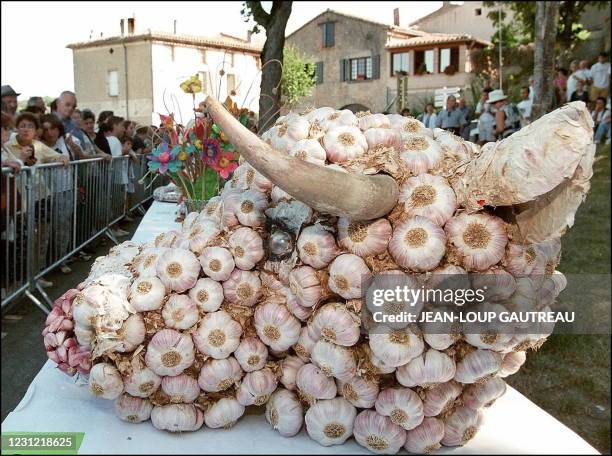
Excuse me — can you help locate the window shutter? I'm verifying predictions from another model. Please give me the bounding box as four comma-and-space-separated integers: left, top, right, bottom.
451, 47, 460, 71
316, 61, 324, 84
372, 55, 381, 80
340, 59, 346, 81
329, 22, 335, 47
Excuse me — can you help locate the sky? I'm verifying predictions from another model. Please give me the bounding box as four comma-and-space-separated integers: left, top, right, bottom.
1, 1, 442, 99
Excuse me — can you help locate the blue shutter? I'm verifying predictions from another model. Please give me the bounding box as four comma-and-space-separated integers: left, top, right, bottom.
324, 22, 335, 47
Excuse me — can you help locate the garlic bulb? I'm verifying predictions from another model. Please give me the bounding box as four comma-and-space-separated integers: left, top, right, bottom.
151, 404, 204, 432
155, 248, 201, 293
445, 213, 508, 271
289, 139, 327, 165
285, 289, 314, 321
236, 367, 278, 406
422, 381, 463, 417
454, 349, 502, 384
311, 340, 357, 382
74, 325, 95, 348
238, 164, 273, 192
399, 135, 442, 175
441, 406, 483, 447
499, 351, 527, 377
357, 112, 391, 131
369, 325, 424, 368
182, 211, 199, 229
134, 247, 167, 278
204, 398, 245, 429
463, 303, 514, 351
323, 125, 368, 163
161, 374, 200, 403
337, 375, 379, 408
124, 365, 161, 398
328, 254, 372, 299
198, 357, 243, 392
297, 224, 339, 269
89, 363, 124, 400
114, 394, 153, 423
228, 227, 265, 270
399, 174, 457, 226
193, 310, 243, 359
293, 325, 317, 361
404, 417, 445, 454
182, 220, 221, 255
200, 196, 223, 224
305, 397, 356, 446
222, 269, 262, 307
115, 313, 146, 352
503, 243, 539, 277
396, 349, 456, 388
389, 216, 446, 272
199, 246, 235, 281
266, 124, 297, 153
235, 190, 268, 227
353, 410, 407, 455
161, 294, 199, 330
308, 302, 361, 347
254, 302, 301, 352
422, 321, 462, 350
280, 355, 306, 390
188, 278, 224, 312
337, 218, 392, 257
153, 230, 180, 248
145, 329, 195, 376
391, 116, 431, 137
220, 191, 241, 228
128, 276, 166, 312
471, 267, 517, 301
364, 127, 401, 150
550, 270, 567, 294
266, 389, 304, 437
234, 336, 269, 372
320, 109, 358, 130
288, 266, 323, 308
375, 387, 424, 431
271, 185, 293, 203
296, 363, 337, 405
462, 376, 507, 409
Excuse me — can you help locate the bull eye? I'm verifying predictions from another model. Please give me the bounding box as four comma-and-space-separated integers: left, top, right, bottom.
269, 230, 294, 257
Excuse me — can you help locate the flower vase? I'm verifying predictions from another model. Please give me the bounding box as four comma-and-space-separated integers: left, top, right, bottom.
184, 198, 208, 213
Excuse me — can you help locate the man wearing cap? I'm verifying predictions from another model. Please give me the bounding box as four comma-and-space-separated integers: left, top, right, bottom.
1, 85, 20, 117
435, 95, 466, 135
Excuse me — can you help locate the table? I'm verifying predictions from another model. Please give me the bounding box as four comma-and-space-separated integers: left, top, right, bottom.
1, 202, 600, 454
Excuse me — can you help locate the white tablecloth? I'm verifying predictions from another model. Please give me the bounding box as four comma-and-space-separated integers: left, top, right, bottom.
1, 201, 600, 454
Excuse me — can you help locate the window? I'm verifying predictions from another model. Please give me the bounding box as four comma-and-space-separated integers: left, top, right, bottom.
315, 61, 324, 84
107, 70, 118, 97
439, 47, 460, 73
350, 57, 372, 80
199, 71, 210, 95
414, 49, 435, 74
475, 8, 482, 16
227, 74, 236, 94
228, 52, 235, 67
392, 52, 409, 75
322, 22, 335, 48
201, 50, 207, 64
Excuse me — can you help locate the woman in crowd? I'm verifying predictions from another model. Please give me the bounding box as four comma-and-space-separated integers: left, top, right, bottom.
591, 97, 611, 144
418, 103, 437, 129
554, 68, 568, 106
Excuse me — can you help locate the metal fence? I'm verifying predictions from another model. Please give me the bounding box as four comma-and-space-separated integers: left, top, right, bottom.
1, 155, 162, 313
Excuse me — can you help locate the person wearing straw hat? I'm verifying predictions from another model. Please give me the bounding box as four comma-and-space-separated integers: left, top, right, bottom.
489, 89, 520, 139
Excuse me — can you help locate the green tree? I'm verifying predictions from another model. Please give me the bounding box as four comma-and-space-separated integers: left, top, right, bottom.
281, 46, 316, 108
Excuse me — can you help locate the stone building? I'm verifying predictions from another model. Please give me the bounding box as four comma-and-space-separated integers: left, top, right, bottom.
286, 10, 489, 114
67, 21, 262, 127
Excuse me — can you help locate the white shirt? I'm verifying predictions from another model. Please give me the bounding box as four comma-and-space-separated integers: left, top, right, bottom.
566, 74, 578, 101
573, 68, 592, 85
517, 99, 532, 127
107, 135, 129, 185
590, 62, 611, 89
421, 112, 437, 129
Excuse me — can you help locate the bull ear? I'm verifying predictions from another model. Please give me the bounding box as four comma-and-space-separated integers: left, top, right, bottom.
205, 96, 399, 220
450, 101, 594, 243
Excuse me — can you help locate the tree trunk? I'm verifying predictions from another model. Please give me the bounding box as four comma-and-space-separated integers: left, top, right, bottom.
532, 1, 560, 121
258, 1, 292, 133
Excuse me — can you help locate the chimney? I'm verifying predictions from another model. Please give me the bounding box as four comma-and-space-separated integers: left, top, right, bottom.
120, 19, 125, 36
173, 19, 177, 35
393, 8, 400, 26
127, 17, 135, 35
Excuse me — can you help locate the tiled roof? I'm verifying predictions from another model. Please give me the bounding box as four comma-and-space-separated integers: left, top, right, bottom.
67, 31, 262, 53
387, 33, 491, 48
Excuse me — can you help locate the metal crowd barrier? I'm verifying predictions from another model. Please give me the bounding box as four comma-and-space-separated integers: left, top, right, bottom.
1, 155, 164, 313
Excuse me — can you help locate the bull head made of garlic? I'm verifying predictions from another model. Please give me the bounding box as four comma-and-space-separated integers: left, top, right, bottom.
43, 98, 595, 453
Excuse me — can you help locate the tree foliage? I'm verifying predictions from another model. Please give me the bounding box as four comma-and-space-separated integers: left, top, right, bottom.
281, 46, 316, 107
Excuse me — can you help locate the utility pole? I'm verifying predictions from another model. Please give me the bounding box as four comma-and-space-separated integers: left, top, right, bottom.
498, 3, 503, 91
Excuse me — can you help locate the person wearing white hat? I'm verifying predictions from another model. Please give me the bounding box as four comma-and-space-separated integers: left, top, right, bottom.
489, 89, 520, 139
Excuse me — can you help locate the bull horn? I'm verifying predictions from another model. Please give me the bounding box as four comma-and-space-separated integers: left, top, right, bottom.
205, 96, 399, 220
450, 101, 595, 243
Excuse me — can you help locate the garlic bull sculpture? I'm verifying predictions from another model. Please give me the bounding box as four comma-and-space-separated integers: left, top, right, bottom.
43, 99, 595, 453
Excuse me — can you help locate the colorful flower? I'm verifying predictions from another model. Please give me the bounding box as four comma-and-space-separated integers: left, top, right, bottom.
210, 151, 238, 179
147, 142, 182, 174
180, 74, 203, 94
159, 114, 175, 130
201, 138, 222, 165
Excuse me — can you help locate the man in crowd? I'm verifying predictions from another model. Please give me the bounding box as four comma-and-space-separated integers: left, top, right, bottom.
573, 60, 592, 92
457, 97, 472, 140
436, 95, 466, 135
566, 60, 580, 102
400, 108, 411, 117
475, 87, 493, 115
27, 96, 47, 113
570, 80, 590, 103
592, 97, 611, 144
590, 52, 610, 101
516, 86, 533, 127
1, 85, 20, 118
54, 91, 85, 144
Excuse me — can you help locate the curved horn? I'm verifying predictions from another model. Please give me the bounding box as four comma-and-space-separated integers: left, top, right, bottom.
206, 96, 399, 220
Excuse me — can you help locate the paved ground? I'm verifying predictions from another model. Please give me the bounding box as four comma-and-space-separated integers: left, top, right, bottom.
1, 215, 143, 421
